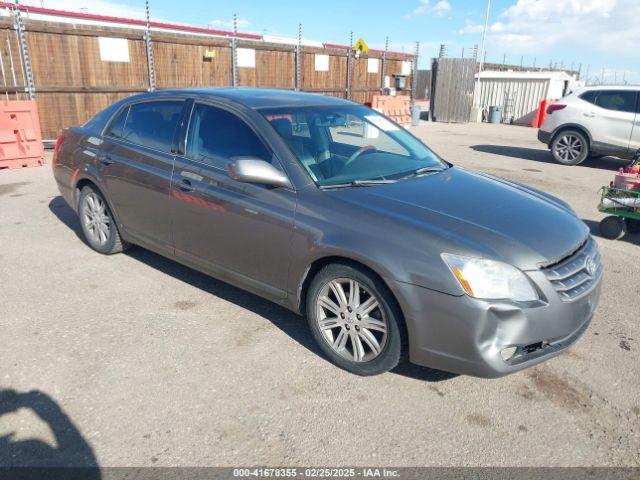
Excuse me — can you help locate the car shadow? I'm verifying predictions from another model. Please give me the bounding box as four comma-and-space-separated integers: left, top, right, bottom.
582, 218, 640, 246
49, 197, 454, 383
0, 389, 100, 479
471, 145, 631, 171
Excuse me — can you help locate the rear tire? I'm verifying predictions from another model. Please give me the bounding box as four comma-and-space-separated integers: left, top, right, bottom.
599, 216, 625, 240
78, 185, 129, 254
551, 129, 589, 166
306, 263, 404, 376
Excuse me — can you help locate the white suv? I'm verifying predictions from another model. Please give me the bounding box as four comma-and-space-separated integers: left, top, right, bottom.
539, 86, 640, 165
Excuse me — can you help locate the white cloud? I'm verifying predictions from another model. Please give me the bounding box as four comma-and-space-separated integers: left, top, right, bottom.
404, 0, 451, 19
456, 0, 639, 60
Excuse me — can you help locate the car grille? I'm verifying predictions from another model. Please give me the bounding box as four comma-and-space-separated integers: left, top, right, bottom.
541, 238, 602, 301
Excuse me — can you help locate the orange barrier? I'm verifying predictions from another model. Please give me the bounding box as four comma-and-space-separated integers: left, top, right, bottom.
531, 98, 558, 128
371, 95, 412, 127
0, 100, 45, 170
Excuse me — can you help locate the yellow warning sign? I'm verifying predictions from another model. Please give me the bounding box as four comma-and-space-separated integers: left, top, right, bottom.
353, 38, 369, 55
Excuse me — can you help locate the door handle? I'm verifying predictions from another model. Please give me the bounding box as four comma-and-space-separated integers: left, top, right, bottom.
584, 112, 596, 118
178, 178, 195, 192
100, 154, 115, 166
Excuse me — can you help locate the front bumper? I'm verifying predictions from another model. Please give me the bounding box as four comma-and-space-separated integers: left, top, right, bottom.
391, 269, 602, 378
537, 129, 552, 146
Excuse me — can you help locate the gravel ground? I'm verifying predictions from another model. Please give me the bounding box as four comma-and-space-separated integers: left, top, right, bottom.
0, 121, 638, 468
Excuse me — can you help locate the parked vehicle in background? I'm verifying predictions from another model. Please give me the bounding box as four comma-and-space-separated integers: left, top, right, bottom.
53, 88, 602, 378
538, 86, 640, 165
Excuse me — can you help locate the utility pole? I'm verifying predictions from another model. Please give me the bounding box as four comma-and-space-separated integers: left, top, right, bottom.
346, 31, 353, 100
473, 0, 491, 108
380, 36, 388, 93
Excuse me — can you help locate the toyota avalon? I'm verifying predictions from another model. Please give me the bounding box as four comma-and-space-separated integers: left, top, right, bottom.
52, 89, 602, 377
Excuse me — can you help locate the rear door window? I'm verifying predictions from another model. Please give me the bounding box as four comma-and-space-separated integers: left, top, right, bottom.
186, 103, 271, 169
581, 90, 636, 113
122, 100, 185, 152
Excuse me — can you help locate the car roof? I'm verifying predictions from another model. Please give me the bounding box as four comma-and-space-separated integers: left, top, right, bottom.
132, 87, 358, 109
579, 85, 640, 92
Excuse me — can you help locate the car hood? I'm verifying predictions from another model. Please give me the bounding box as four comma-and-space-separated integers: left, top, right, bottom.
329, 167, 590, 270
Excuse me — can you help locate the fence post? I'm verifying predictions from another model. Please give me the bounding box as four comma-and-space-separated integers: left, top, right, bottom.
231, 14, 238, 87
13, 0, 35, 100
346, 31, 353, 100
411, 41, 419, 107
144, 0, 156, 91
295, 23, 301, 92
380, 36, 388, 93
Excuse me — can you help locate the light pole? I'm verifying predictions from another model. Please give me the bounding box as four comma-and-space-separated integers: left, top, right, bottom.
474, 0, 491, 112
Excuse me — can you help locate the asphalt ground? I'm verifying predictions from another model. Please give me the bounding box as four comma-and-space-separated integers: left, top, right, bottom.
1, 121, 638, 468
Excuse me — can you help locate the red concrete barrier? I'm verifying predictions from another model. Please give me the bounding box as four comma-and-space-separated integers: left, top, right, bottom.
372, 95, 412, 127
0, 100, 45, 170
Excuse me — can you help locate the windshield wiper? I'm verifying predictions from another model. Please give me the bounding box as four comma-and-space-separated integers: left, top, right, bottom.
320, 179, 396, 189
399, 166, 447, 180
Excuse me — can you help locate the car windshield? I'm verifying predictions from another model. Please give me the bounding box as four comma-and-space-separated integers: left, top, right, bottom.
260, 105, 447, 187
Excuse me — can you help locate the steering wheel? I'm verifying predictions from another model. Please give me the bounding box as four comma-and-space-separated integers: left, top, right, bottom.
342, 145, 377, 170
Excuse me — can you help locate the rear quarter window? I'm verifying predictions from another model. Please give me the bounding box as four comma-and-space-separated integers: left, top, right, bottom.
579, 90, 636, 113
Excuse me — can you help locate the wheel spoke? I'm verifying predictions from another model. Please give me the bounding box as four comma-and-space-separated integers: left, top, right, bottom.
318, 295, 341, 316
348, 279, 360, 307
362, 317, 387, 333
333, 328, 348, 351
329, 280, 348, 308
357, 296, 379, 316
359, 328, 382, 355
319, 316, 340, 330
352, 333, 365, 361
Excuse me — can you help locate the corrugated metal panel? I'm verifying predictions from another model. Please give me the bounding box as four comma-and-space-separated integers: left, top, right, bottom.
477, 78, 549, 125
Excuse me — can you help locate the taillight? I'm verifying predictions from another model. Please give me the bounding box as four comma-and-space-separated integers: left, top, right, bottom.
546, 104, 566, 115
52, 131, 64, 168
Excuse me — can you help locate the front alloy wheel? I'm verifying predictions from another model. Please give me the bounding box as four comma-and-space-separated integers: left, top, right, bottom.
306, 263, 404, 376
316, 278, 388, 363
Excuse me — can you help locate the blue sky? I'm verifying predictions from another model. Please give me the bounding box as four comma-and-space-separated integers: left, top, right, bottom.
33, 0, 640, 84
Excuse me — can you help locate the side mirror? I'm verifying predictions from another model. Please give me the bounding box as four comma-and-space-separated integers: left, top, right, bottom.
227, 157, 291, 188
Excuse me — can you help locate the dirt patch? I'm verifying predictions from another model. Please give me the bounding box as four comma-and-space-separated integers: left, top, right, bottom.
466, 413, 491, 427
619, 340, 631, 351
526, 366, 593, 412
174, 300, 198, 311
0, 182, 31, 197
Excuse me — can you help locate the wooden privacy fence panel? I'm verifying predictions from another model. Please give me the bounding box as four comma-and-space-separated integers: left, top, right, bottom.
0, 13, 413, 139
430, 58, 475, 123
153, 42, 232, 88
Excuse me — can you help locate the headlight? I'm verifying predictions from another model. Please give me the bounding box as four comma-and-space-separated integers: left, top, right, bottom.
442, 253, 538, 302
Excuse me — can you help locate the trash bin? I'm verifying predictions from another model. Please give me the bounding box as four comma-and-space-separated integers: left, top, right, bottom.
488, 106, 502, 124
411, 104, 421, 127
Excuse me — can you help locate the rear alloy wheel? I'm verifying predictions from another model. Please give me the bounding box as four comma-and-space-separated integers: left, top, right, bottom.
306, 264, 403, 376
78, 185, 129, 254
599, 215, 625, 240
551, 130, 589, 166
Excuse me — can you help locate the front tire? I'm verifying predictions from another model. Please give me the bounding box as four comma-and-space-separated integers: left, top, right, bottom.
78, 185, 129, 254
306, 263, 404, 376
551, 129, 589, 165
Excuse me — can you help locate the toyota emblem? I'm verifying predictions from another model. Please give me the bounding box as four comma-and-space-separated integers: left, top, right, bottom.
586, 256, 597, 277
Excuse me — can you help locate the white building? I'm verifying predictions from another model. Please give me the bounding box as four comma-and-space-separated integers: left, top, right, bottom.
475, 70, 583, 125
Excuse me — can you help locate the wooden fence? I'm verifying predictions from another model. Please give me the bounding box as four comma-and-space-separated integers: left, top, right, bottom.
0, 9, 414, 139
430, 58, 475, 123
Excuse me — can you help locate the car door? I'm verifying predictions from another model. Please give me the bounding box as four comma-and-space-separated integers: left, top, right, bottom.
630, 91, 640, 153
581, 90, 636, 155
170, 101, 297, 298
100, 99, 186, 252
